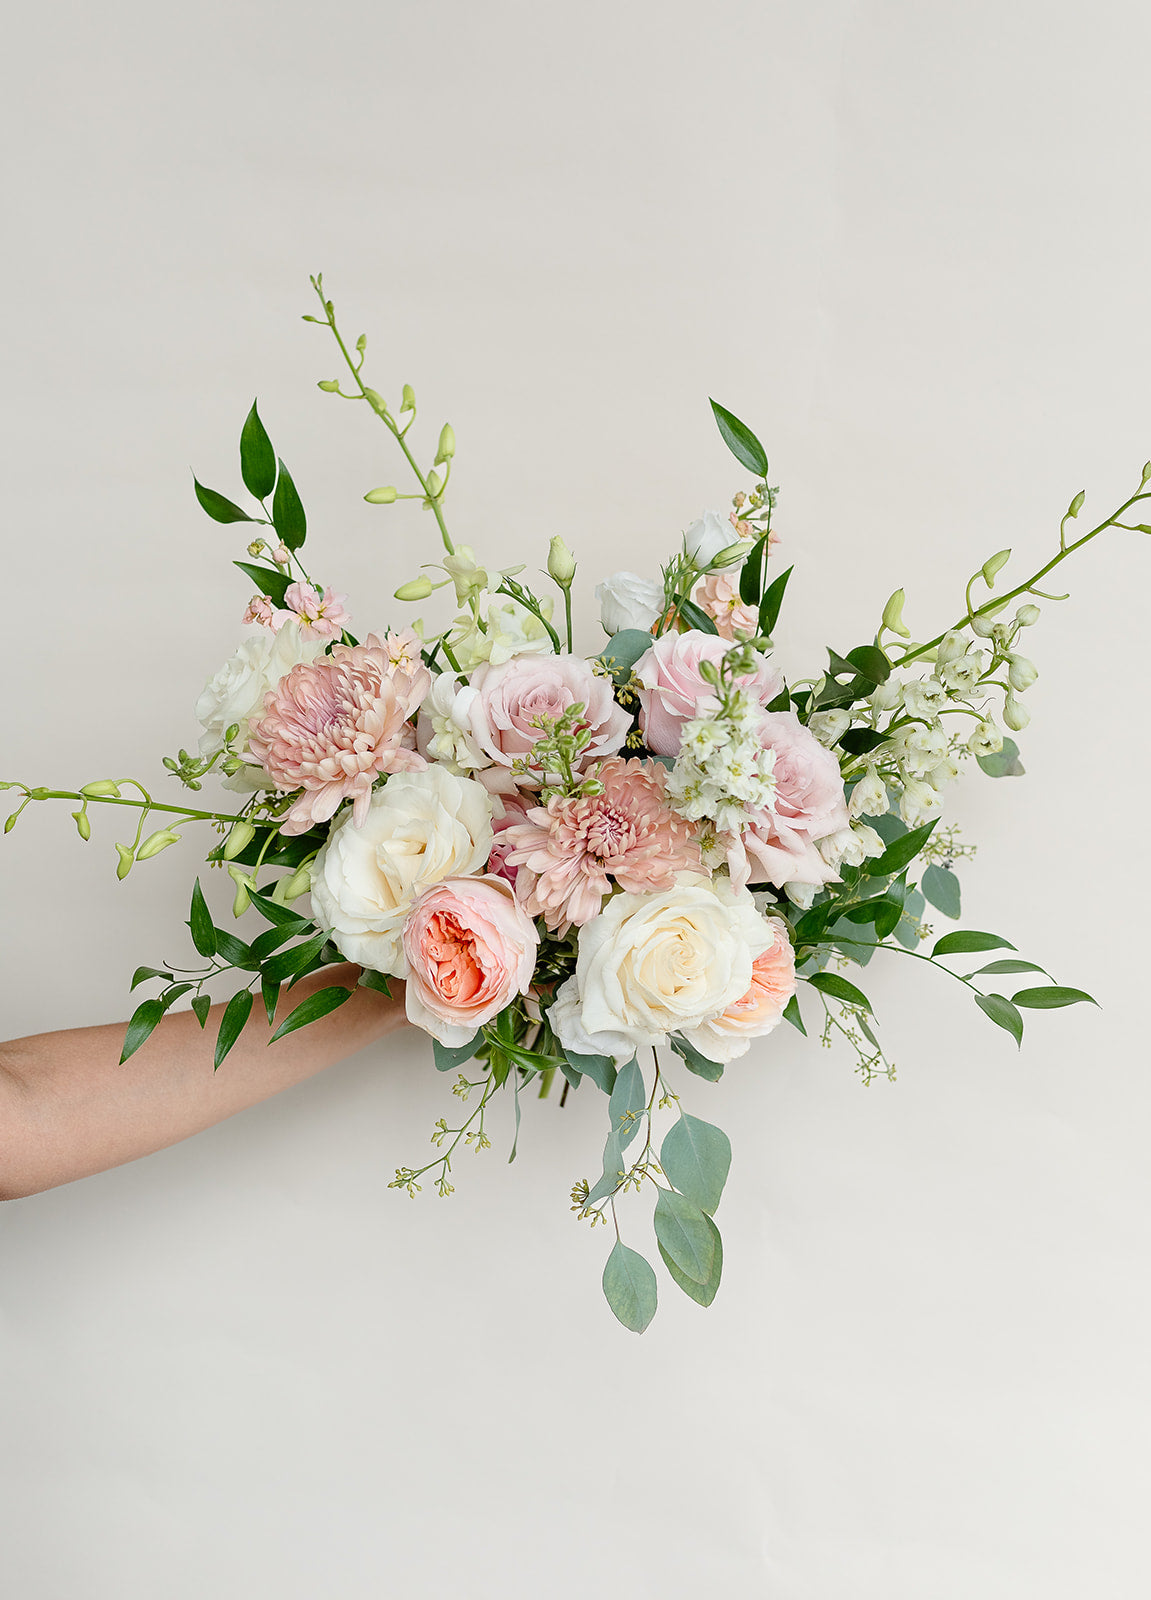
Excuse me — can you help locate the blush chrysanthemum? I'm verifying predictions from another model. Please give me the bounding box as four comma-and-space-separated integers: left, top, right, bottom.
247, 634, 431, 835
503, 756, 701, 932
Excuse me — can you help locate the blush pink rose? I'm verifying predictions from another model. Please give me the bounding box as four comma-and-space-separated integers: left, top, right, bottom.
634, 630, 783, 756
453, 653, 631, 786
402, 874, 540, 1045
723, 710, 849, 890
680, 918, 796, 1063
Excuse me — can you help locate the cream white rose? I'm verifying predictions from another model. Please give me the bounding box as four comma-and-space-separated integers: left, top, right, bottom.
309, 766, 494, 976
595, 572, 665, 636
557, 874, 773, 1052
195, 621, 326, 791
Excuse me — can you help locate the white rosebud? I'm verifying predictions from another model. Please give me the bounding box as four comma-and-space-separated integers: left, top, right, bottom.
967, 720, 1003, 757
683, 510, 733, 567
808, 708, 851, 746
1015, 604, 1040, 627
902, 678, 948, 719
1002, 693, 1030, 732
595, 572, 665, 635
848, 765, 889, 820
935, 630, 968, 664
546, 535, 576, 586
1007, 654, 1038, 692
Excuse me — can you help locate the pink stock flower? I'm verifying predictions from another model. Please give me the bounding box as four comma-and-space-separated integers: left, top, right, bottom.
682, 918, 796, 1063
722, 711, 849, 890
634, 630, 783, 756
247, 634, 431, 835
402, 874, 539, 1045
273, 582, 351, 640
242, 594, 278, 629
453, 653, 631, 787
504, 757, 702, 932
694, 571, 760, 640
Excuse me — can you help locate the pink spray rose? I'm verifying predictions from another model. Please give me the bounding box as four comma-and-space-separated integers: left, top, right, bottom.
272, 581, 351, 640
634, 630, 783, 756
504, 756, 702, 932
486, 791, 533, 890
452, 653, 631, 787
402, 874, 540, 1045
247, 633, 431, 835
694, 571, 760, 641
723, 710, 849, 890
680, 918, 796, 1063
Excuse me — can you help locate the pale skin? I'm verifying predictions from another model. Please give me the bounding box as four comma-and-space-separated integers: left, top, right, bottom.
0, 965, 409, 1201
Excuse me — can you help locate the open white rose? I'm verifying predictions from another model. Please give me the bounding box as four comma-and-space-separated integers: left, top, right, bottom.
595, 572, 665, 636
553, 875, 772, 1054
195, 621, 326, 791
309, 766, 494, 976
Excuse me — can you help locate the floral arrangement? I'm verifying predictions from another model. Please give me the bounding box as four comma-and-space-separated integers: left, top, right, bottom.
5, 275, 1142, 1331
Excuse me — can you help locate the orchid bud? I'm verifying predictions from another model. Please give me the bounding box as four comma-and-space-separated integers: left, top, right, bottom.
881, 588, 911, 639
1002, 693, 1030, 732
282, 864, 312, 903
82, 780, 122, 798
136, 827, 181, 861
401, 384, 416, 412
71, 809, 91, 841
981, 548, 1011, 586
395, 576, 434, 602
317, 378, 341, 393
1015, 604, 1040, 627
546, 536, 576, 586
222, 820, 256, 860
115, 844, 135, 880
426, 470, 443, 498
1007, 654, 1038, 692
364, 485, 398, 504
363, 387, 388, 416
227, 864, 252, 917
935, 631, 967, 664
435, 424, 456, 463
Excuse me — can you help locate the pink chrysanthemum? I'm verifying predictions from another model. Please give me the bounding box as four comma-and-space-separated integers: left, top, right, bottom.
273, 581, 351, 639
247, 634, 432, 835
503, 756, 702, 932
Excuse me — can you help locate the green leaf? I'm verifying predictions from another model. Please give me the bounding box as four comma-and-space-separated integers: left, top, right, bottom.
972, 959, 1048, 977
677, 598, 719, 635
865, 819, 938, 878
782, 994, 806, 1035
189, 879, 217, 958
193, 477, 252, 524
843, 897, 903, 929
758, 564, 793, 638
357, 969, 392, 998
269, 984, 353, 1043
844, 644, 891, 685
260, 973, 280, 1027
933, 930, 1016, 958
261, 930, 328, 985
668, 1033, 724, 1081
248, 924, 300, 961
191, 994, 212, 1029
160, 982, 195, 1008
660, 1113, 732, 1215
1012, 986, 1097, 1010
120, 998, 166, 1063
872, 896, 905, 940
271, 458, 306, 550
975, 992, 1023, 1047
660, 1214, 723, 1307
130, 965, 173, 990
598, 628, 656, 684
239, 401, 277, 499
806, 971, 872, 1012
977, 737, 1025, 778
602, 1241, 658, 1334
244, 886, 312, 928
840, 728, 889, 757
921, 863, 961, 920
653, 1189, 715, 1285
608, 1058, 646, 1150
709, 398, 769, 477
432, 1033, 481, 1072
214, 987, 254, 1068
739, 533, 770, 607
213, 929, 258, 970
564, 1048, 617, 1095
233, 561, 292, 609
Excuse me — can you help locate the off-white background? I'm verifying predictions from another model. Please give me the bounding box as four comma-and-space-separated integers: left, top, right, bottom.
2, 2, 1149, 1595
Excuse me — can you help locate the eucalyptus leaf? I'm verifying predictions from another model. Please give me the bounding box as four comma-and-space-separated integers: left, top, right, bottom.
921, 863, 961, 920
432, 1032, 481, 1072
608, 1057, 646, 1150
977, 737, 1025, 778
660, 1113, 732, 1215
668, 1033, 724, 1081
599, 630, 655, 684
585, 1129, 627, 1204
602, 1241, 658, 1334
653, 1189, 715, 1285
660, 1214, 723, 1307
563, 1048, 618, 1095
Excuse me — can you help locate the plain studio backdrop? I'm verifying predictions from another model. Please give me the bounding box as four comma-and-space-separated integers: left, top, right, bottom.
2, 2, 1149, 1595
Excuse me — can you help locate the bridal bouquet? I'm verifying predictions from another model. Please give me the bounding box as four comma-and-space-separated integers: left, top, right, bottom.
4, 277, 1138, 1331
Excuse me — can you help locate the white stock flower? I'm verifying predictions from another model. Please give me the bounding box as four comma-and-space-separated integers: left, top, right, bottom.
449, 595, 554, 671
784, 880, 818, 910
683, 510, 734, 567
808, 709, 851, 746
928, 756, 961, 788
818, 823, 885, 870
554, 875, 772, 1053
899, 775, 944, 828
848, 766, 889, 819
893, 722, 949, 774
195, 621, 327, 791
967, 720, 1003, 757
902, 678, 948, 719
309, 767, 494, 977
595, 572, 665, 636
938, 653, 985, 695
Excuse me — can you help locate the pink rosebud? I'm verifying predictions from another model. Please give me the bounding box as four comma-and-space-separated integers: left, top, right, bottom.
402, 874, 539, 1045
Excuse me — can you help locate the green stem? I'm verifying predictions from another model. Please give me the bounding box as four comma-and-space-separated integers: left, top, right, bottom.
813, 935, 983, 996
5, 788, 269, 828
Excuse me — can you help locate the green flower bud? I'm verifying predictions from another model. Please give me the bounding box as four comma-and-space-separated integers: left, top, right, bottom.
4, 810, 19, 834
247, 538, 267, 557
82, 780, 122, 798
981, 548, 1011, 587
71, 809, 91, 841
227, 864, 252, 918
363, 387, 388, 417
401, 384, 416, 413
282, 864, 312, 903
115, 843, 135, 880
426, 470, 443, 498
881, 589, 911, 639
435, 424, 456, 464
395, 576, 434, 602
136, 827, 181, 861
222, 819, 256, 860
317, 378, 341, 393
709, 541, 748, 569
546, 535, 576, 586
364, 485, 398, 504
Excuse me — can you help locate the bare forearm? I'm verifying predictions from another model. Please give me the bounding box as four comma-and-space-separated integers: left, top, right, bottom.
0, 965, 408, 1199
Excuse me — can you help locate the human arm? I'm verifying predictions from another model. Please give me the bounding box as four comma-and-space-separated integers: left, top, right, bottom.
0, 965, 408, 1200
